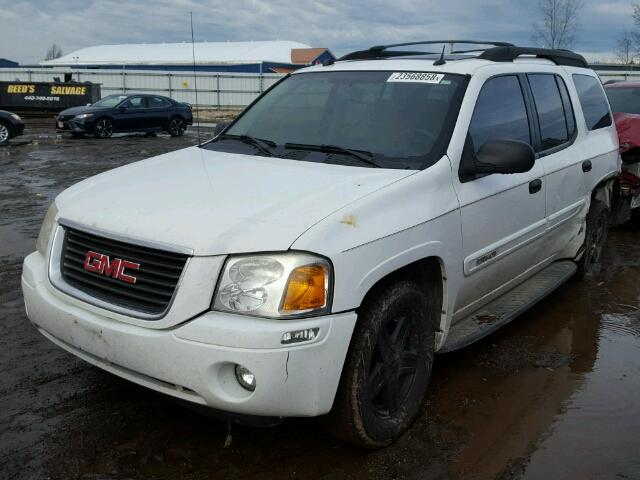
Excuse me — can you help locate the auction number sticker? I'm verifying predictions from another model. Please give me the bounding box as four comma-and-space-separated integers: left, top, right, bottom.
387, 72, 444, 83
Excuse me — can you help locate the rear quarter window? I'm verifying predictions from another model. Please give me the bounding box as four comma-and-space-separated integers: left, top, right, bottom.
572, 74, 612, 131
527, 74, 570, 150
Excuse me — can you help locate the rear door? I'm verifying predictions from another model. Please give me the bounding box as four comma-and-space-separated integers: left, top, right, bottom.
452, 74, 547, 319
147, 96, 172, 129
525, 72, 586, 258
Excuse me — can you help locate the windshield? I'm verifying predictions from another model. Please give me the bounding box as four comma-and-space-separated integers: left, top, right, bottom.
605, 87, 640, 114
204, 71, 466, 169
92, 94, 128, 108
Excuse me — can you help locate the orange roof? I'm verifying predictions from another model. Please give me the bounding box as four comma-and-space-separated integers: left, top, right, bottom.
271, 66, 296, 74
291, 48, 328, 65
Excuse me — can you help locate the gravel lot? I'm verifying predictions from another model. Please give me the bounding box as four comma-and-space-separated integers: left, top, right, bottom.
1, 120, 639, 480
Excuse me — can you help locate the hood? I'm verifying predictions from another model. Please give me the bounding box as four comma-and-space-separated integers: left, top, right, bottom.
56, 147, 415, 256
59, 105, 110, 117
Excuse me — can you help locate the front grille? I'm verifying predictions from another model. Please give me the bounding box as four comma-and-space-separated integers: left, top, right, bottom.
60, 227, 189, 316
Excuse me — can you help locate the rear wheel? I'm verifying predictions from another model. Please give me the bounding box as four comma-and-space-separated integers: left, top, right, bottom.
168, 116, 186, 137
575, 199, 609, 279
0, 121, 11, 143
325, 279, 435, 448
93, 118, 113, 138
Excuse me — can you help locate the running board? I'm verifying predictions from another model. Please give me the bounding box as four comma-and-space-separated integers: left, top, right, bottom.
440, 261, 577, 353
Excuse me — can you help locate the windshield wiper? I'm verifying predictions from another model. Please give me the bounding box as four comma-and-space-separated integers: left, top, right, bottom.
284, 142, 381, 168
219, 134, 275, 156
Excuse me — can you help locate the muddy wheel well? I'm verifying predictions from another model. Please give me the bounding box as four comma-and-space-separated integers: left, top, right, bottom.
592, 177, 618, 211
357, 257, 444, 331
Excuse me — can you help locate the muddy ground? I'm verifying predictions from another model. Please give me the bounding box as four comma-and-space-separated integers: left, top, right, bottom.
1, 120, 639, 480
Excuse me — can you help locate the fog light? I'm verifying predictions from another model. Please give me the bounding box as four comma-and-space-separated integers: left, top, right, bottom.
234, 365, 256, 392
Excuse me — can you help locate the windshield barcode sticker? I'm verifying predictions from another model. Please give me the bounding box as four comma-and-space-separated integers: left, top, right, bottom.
387, 72, 444, 84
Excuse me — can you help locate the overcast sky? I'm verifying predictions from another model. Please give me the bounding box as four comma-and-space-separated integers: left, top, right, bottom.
0, 0, 636, 64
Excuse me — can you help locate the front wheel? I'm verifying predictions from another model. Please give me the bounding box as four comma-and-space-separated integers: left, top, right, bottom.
93, 118, 113, 138
168, 117, 186, 137
575, 199, 609, 279
325, 279, 435, 448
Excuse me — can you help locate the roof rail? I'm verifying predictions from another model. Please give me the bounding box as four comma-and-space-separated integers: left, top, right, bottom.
339, 40, 514, 61
478, 46, 588, 68
337, 41, 589, 68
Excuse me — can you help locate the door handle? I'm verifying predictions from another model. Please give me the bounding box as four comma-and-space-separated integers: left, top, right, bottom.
582, 160, 592, 173
529, 179, 542, 194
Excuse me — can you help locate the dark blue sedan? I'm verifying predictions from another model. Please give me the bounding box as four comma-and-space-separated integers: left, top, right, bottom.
0, 110, 25, 143
56, 93, 193, 138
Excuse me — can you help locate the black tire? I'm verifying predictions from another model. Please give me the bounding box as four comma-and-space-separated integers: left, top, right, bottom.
575, 199, 609, 279
93, 118, 114, 138
168, 116, 186, 137
0, 120, 11, 144
324, 278, 436, 448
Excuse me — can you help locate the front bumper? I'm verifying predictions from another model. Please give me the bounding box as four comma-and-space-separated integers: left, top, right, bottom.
55, 118, 92, 133
22, 251, 357, 417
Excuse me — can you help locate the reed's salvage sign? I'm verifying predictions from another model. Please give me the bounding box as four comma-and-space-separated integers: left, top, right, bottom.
0, 81, 100, 111
7, 84, 36, 94
50, 85, 87, 95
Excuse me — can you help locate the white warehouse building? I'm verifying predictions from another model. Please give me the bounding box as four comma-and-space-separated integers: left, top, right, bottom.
40, 40, 335, 74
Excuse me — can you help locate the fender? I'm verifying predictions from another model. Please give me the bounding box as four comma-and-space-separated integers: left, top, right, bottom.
291, 157, 464, 338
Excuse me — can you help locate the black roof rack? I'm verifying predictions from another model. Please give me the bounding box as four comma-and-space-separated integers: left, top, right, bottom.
338, 40, 589, 68
478, 46, 588, 68
339, 40, 514, 61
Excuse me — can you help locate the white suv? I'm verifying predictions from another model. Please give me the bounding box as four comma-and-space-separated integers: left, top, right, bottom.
22, 41, 619, 448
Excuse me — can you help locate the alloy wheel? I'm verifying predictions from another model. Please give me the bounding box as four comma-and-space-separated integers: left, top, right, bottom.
169, 118, 185, 136
0, 124, 9, 143
95, 119, 113, 138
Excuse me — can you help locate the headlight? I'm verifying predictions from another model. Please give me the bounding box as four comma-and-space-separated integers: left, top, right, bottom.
36, 202, 58, 256
10, 113, 21, 121
75, 113, 93, 119
213, 252, 332, 318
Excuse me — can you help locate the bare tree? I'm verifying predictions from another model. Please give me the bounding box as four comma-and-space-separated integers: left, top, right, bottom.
44, 43, 63, 61
633, 3, 640, 25
615, 31, 636, 64
532, 0, 582, 50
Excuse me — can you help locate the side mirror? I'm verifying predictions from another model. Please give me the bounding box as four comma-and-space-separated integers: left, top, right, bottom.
465, 140, 535, 176
213, 121, 230, 137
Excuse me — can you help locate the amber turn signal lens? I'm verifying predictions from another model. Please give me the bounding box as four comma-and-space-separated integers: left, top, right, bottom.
282, 264, 327, 312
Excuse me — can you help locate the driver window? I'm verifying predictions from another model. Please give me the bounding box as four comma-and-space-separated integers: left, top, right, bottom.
121, 96, 146, 109
468, 76, 531, 154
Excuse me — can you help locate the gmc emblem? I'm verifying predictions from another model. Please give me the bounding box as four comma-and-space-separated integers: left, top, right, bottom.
83, 251, 140, 284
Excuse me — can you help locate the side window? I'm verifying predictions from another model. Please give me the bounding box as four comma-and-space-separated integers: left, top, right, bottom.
527, 74, 569, 150
572, 74, 612, 130
121, 96, 146, 109
469, 75, 531, 154
150, 96, 171, 108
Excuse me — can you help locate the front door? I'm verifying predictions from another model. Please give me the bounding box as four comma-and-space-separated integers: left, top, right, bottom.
114, 96, 148, 131
453, 74, 547, 320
